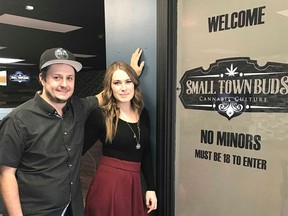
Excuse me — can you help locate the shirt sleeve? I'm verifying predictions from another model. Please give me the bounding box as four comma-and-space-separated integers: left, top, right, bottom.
83, 107, 103, 155
0, 115, 26, 168
79, 96, 99, 120
140, 108, 156, 191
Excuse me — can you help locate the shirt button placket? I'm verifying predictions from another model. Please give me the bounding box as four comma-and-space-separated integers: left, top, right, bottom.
64, 131, 73, 188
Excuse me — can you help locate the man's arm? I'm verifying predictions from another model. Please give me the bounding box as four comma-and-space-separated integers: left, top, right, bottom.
0, 165, 23, 216
96, 48, 145, 106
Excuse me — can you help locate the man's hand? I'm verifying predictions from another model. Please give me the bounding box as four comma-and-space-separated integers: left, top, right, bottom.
130, 48, 145, 77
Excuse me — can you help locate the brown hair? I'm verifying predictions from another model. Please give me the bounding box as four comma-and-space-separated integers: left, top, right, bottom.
101, 61, 144, 143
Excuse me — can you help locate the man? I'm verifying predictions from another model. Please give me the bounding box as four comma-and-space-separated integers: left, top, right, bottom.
0, 47, 144, 216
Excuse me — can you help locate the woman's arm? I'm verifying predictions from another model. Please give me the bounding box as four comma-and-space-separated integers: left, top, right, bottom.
146, 190, 157, 213
140, 109, 157, 213
83, 108, 103, 155
130, 48, 145, 76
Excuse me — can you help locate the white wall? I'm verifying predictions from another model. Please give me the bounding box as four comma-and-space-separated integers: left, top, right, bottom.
0, 108, 13, 120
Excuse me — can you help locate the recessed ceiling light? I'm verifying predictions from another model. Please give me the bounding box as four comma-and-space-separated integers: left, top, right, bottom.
25, 5, 34, 11
0, 58, 24, 64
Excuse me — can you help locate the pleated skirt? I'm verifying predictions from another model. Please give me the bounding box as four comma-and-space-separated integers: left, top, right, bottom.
84, 156, 148, 216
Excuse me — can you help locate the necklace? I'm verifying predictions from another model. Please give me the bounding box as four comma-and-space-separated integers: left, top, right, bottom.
126, 122, 141, 150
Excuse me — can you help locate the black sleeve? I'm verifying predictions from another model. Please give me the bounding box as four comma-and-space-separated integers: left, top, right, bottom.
82, 107, 103, 155
140, 108, 156, 190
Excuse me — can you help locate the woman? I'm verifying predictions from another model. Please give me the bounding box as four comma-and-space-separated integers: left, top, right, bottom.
83, 61, 157, 216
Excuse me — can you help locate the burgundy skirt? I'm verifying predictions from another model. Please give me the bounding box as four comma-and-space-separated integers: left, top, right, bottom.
84, 156, 148, 216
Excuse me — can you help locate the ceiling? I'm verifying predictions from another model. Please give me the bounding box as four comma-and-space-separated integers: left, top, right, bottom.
0, 0, 106, 74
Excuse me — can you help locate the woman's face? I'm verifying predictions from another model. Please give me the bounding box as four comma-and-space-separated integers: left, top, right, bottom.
111, 69, 135, 105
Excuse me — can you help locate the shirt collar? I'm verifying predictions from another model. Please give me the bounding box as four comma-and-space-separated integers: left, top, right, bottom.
34, 92, 72, 117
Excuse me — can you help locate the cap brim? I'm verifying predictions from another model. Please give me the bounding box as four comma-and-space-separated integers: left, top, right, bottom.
40, 59, 82, 72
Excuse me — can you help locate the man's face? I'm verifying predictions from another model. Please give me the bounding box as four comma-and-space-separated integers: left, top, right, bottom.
40, 64, 75, 105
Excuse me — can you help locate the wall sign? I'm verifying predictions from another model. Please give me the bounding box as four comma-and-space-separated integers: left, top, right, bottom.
176, 1, 288, 216
9, 71, 30, 83
179, 57, 288, 119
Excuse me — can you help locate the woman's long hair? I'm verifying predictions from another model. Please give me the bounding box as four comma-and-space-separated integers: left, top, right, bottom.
101, 61, 144, 143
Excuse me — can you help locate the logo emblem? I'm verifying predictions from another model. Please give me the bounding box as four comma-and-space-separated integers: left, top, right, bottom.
179, 57, 288, 120
9, 71, 30, 83
54, 48, 69, 60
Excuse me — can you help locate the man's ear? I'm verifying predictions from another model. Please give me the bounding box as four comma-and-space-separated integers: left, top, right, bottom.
39, 73, 45, 86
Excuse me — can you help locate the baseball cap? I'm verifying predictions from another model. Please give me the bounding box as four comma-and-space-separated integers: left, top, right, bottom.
39, 47, 82, 72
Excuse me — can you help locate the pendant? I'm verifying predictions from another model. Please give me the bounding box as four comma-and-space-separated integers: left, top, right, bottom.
136, 143, 141, 150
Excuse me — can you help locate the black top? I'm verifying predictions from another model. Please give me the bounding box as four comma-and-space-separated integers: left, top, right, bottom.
0, 93, 99, 216
84, 107, 156, 190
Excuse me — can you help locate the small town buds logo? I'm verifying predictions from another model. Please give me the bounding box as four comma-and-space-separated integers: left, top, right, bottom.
179, 57, 288, 120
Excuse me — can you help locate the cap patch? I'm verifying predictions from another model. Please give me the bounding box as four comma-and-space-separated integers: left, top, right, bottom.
55, 48, 69, 60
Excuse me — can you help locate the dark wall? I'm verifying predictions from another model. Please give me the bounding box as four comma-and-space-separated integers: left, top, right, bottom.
0, 71, 40, 108
74, 70, 105, 97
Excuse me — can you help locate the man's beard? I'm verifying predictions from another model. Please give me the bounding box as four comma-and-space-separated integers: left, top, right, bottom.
46, 90, 70, 104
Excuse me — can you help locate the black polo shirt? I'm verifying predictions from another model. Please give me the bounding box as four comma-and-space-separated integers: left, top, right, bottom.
0, 93, 98, 216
